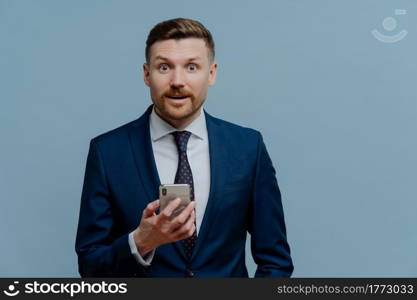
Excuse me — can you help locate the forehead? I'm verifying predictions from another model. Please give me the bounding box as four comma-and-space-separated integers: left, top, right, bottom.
149, 38, 210, 63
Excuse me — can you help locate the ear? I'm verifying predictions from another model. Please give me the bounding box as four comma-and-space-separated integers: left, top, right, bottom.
143, 63, 150, 87
208, 62, 218, 86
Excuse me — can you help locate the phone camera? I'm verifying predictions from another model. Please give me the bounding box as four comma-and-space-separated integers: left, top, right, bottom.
162, 188, 167, 196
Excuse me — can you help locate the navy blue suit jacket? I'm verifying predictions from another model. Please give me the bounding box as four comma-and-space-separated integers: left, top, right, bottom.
75, 105, 293, 277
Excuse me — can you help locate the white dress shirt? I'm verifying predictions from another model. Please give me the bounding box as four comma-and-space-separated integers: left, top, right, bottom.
128, 106, 211, 266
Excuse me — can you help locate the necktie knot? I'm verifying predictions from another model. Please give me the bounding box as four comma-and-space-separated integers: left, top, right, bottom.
172, 131, 191, 153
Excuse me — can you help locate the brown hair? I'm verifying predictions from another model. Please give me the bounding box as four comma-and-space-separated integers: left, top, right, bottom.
145, 18, 215, 63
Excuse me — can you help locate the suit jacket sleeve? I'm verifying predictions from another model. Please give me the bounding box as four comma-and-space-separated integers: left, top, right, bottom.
75, 139, 145, 277
249, 132, 294, 277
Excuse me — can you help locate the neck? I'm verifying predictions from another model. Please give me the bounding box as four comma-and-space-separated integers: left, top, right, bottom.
154, 108, 202, 130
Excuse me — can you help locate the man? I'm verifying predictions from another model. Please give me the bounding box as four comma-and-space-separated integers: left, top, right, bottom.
75, 18, 293, 277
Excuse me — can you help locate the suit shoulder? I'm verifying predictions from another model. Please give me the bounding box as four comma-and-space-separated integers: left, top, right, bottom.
90, 118, 142, 146
207, 113, 261, 141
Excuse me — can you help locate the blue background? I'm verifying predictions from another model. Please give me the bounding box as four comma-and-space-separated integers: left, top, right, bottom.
1, 0, 416, 277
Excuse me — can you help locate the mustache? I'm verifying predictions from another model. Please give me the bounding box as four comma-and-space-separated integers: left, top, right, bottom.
164, 88, 193, 97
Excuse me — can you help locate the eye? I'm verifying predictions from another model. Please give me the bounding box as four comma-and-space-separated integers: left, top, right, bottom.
187, 63, 197, 72
158, 63, 170, 72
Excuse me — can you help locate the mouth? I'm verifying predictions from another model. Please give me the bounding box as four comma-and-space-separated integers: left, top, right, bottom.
166, 95, 189, 100
165, 95, 190, 104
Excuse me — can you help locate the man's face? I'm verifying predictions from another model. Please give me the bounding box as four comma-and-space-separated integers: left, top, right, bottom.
143, 38, 217, 128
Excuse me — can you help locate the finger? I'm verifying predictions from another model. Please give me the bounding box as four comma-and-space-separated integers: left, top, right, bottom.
175, 221, 196, 240
172, 209, 195, 237
178, 201, 195, 220
168, 201, 195, 232
158, 198, 181, 223
142, 199, 160, 218
168, 205, 193, 233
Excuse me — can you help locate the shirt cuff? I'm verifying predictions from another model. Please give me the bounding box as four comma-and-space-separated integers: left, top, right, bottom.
128, 231, 155, 267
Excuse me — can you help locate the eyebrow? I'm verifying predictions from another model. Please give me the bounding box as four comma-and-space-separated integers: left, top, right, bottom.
154, 55, 202, 62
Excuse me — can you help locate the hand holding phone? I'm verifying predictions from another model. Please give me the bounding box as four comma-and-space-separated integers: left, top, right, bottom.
159, 184, 191, 220
131, 184, 194, 256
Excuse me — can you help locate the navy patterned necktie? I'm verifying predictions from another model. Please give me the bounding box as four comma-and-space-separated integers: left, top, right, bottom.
172, 130, 197, 260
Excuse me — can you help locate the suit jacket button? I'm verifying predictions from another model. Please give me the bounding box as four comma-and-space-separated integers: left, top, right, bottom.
186, 269, 194, 277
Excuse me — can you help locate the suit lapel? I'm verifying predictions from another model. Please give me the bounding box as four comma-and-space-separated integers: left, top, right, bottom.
191, 111, 227, 260
128, 105, 161, 204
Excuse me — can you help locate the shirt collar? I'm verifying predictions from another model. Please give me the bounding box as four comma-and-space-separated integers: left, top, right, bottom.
149, 105, 207, 142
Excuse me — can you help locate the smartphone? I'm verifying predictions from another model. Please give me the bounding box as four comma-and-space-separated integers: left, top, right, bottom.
159, 184, 191, 220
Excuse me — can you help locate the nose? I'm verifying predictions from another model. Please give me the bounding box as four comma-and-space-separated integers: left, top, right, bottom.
170, 68, 185, 88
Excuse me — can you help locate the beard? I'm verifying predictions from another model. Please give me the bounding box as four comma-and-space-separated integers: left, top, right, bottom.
153, 88, 205, 124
